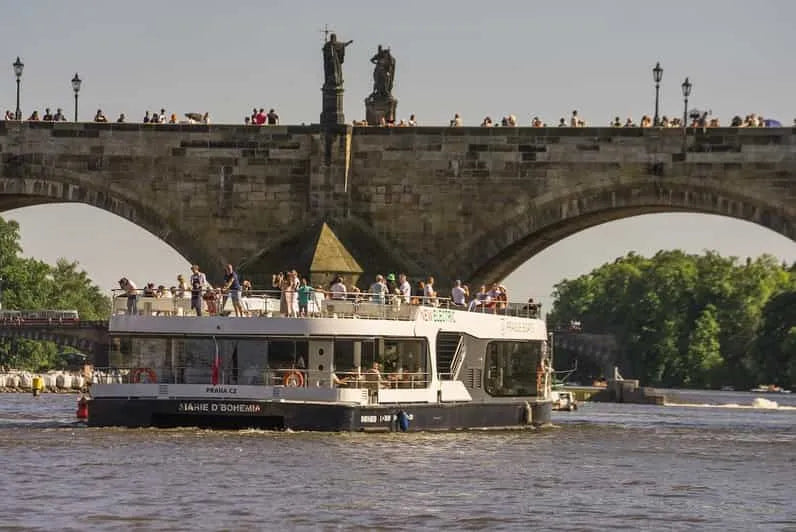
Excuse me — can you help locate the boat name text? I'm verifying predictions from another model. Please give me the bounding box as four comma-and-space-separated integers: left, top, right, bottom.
177, 402, 261, 414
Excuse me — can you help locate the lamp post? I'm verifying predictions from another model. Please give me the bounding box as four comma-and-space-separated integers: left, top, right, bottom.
681, 77, 692, 127
652, 62, 663, 126
12, 57, 24, 120
71, 73, 82, 122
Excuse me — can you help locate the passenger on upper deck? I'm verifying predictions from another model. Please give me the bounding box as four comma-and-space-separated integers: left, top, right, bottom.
143, 283, 156, 298
189, 265, 208, 316
468, 285, 490, 311
223, 264, 243, 317
451, 279, 467, 308
118, 278, 138, 315
398, 273, 411, 303
297, 277, 313, 317
424, 277, 437, 306
329, 276, 347, 300
369, 274, 387, 304
176, 274, 188, 297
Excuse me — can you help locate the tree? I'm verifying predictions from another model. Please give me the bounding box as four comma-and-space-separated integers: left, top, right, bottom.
549, 250, 794, 388
753, 291, 796, 386
0, 215, 110, 370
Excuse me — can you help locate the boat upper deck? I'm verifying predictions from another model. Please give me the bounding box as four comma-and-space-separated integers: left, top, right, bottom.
110, 290, 547, 340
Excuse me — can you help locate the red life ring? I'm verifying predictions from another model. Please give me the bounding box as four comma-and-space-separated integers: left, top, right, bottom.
132, 368, 158, 384
282, 370, 304, 388
76, 397, 89, 420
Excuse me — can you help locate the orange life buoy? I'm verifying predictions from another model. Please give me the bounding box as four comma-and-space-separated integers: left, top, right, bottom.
131, 367, 157, 384
282, 370, 304, 388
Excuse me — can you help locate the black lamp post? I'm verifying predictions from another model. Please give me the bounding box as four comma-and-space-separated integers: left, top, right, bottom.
71, 73, 82, 122
12, 57, 24, 120
681, 77, 692, 127
652, 62, 663, 126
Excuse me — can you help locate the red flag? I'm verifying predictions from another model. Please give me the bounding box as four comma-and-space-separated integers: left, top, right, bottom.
211, 343, 220, 385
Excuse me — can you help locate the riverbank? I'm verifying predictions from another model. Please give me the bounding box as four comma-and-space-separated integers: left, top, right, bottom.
0, 371, 87, 393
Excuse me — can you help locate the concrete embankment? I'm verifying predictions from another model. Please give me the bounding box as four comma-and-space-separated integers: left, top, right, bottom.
0, 371, 87, 393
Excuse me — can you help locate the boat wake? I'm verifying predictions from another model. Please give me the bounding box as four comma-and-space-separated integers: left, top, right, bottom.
664, 397, 796, 411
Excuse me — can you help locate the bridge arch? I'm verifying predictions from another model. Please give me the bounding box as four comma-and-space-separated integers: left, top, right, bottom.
0, 175, 220, 274
458, 177, 795, 286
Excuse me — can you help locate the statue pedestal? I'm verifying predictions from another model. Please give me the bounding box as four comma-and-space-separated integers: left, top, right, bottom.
365, 95, 397, 126
321, 87, 345, 126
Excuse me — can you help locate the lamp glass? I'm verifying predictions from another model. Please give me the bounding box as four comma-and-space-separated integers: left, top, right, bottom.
681, 78, 692, 98
652, 62, 663, 83
71, 73, 82, 93
12, 57, 24, 78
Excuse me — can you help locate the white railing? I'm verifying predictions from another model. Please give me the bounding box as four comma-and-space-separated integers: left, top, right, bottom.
92, 366, 430, 389
109, 289, 542, 321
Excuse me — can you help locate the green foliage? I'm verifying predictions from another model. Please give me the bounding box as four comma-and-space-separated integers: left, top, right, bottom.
0, 216, 110, 370
549, 251, 795, 388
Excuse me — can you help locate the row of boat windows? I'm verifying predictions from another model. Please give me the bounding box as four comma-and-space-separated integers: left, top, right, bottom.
108, 335, 543, 396
109, 336, 429, 385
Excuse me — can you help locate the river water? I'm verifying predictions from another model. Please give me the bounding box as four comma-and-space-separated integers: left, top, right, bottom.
0, 391, 794, 531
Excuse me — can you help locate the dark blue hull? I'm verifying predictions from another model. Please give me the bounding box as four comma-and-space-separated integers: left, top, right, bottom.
87, 398, 552, 431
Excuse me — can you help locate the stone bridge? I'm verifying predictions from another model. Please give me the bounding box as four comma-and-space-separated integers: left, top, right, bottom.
0, 321, 109, 359
1, 121, 793, 287
552, 331, 619, 377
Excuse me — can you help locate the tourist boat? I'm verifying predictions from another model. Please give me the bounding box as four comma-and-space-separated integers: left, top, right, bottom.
87, 292, 553, 431
550, 389, 578, 411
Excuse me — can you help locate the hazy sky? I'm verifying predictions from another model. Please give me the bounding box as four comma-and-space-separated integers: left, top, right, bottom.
1, 1, 795, 311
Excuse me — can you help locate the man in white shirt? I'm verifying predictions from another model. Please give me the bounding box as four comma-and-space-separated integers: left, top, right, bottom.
451, 280, 467, 307
330, 276, 347, 300
398, 273, 411, 303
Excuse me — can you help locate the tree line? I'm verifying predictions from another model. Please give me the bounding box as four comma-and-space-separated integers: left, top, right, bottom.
0, 217, 109, 370
548, 250, 795, 389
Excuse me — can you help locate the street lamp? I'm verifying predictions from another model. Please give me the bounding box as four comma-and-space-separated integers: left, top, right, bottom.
12, 57, 24, 120
652, 62, 663, 126
71, 73, 82, 122
681, 77, 692, 127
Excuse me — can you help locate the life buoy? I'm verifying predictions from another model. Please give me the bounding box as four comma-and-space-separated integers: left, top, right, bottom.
283, 370, 304, 388
131, 367, 157, 384
76, 397, 89, 420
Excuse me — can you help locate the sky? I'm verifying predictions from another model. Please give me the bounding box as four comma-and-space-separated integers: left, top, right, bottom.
1, 0, 795, 312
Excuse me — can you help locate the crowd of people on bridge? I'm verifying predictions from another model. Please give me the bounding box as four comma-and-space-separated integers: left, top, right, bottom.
117, 265, 542, 319
4, 105, 794, 129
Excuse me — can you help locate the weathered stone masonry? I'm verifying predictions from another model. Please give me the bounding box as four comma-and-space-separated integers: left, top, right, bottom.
0, 121, 793, 288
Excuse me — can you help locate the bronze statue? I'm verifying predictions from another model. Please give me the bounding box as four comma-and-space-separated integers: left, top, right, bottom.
370, 45, 395, 98
322, 33, 353, 89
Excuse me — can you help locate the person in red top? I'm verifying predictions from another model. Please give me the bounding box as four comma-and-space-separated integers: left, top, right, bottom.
254, 108, 266, 125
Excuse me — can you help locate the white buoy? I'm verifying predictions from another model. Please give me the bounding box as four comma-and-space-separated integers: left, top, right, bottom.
18, 374, 32, 390
56, 373, 70, 390
43, 374, 57, 390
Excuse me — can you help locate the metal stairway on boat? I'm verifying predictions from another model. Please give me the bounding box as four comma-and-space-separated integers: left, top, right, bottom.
436, 332, 463, 379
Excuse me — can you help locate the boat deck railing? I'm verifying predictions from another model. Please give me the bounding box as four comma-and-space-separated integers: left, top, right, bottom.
110, 289, 542, 320
92, 366, 430, 389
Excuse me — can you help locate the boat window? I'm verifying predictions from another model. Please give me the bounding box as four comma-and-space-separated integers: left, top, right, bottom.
381, 338, 427, 378
484, 341, 542, 396
332, 338, 428, 384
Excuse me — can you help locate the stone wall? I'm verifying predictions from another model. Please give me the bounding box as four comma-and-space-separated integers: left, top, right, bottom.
1, 121, 793, 288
